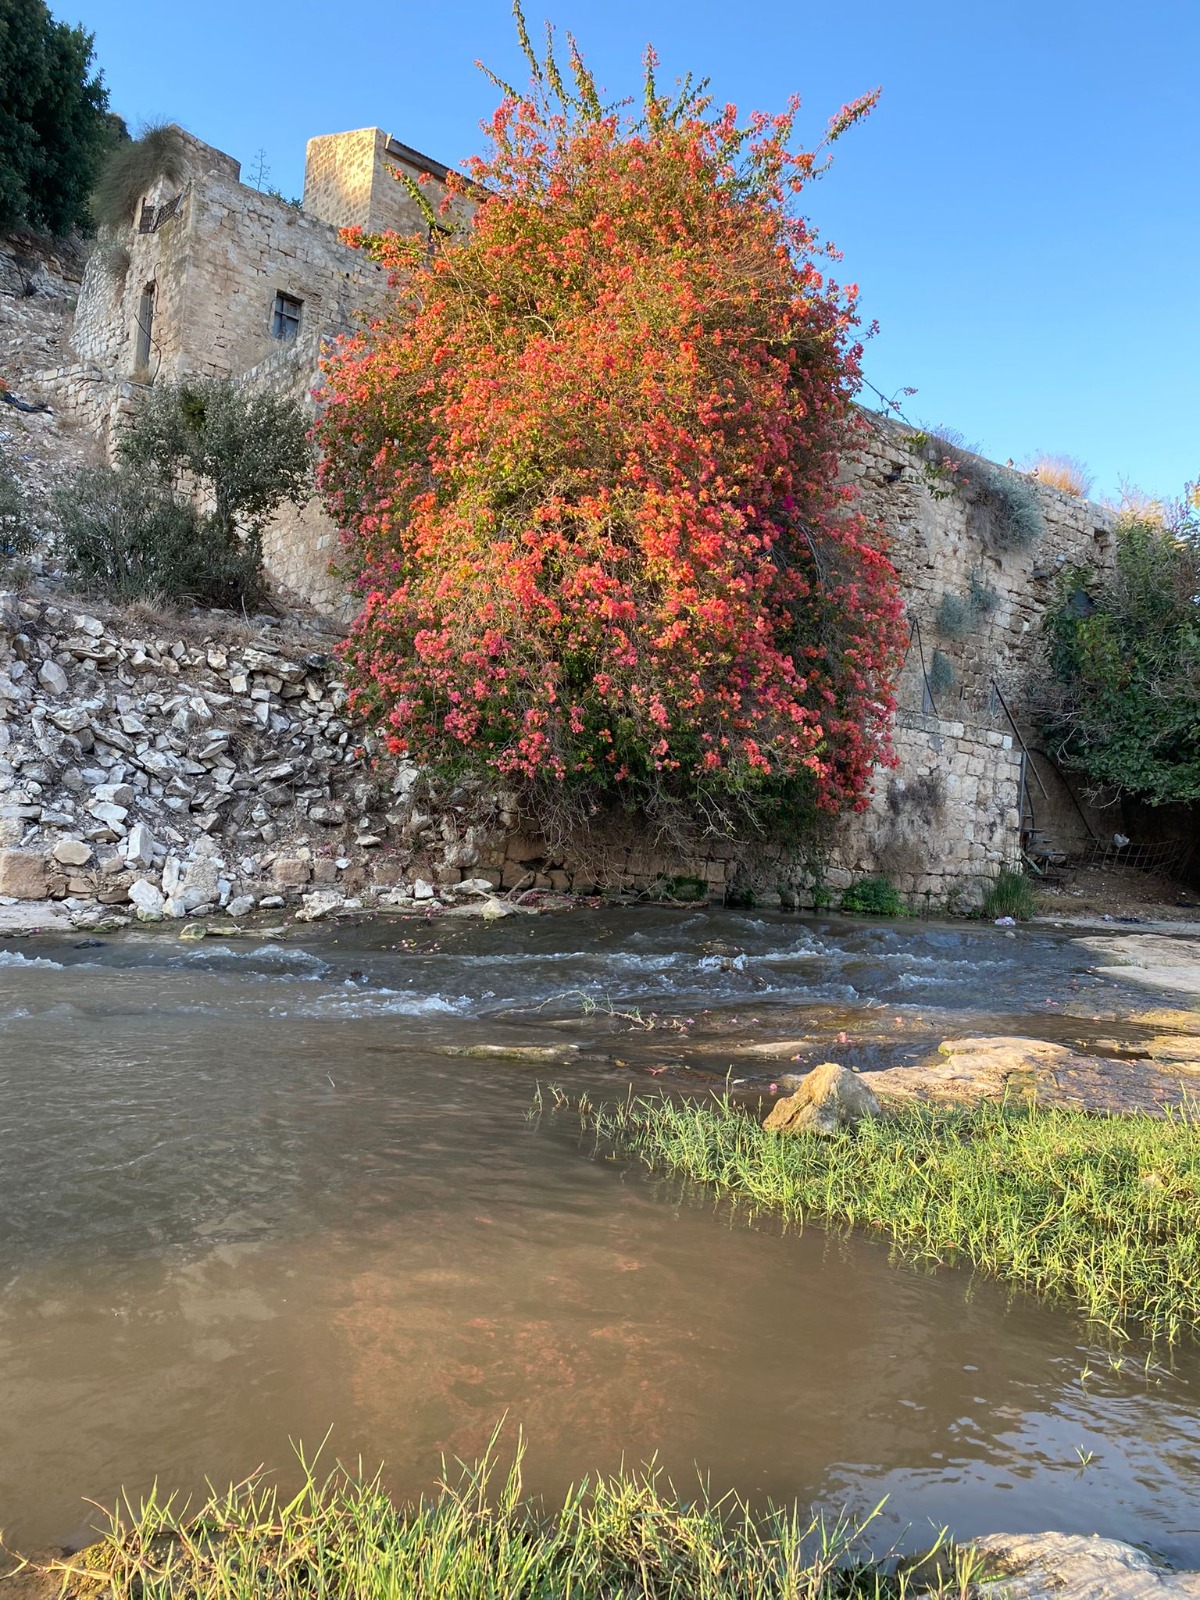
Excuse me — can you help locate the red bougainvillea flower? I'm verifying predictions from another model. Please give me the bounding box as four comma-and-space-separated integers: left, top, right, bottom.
316, 14, 905, 839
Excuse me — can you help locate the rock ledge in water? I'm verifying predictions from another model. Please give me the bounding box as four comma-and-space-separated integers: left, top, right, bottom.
971, 1531, 1200, 1600
1078, 934, 1200, 1000
762, 1062, 881, 1135
870, 1036, 1198, 1116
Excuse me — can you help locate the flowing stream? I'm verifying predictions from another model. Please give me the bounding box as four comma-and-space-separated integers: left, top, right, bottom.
1, 908, 1198, 1561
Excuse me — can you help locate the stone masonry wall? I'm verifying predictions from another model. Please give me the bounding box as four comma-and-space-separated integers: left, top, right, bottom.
243, 414, 1101, 903
0, 580, 1024, 927
847, 414, 1116, 722
302, 128, 381, 233
242, 330, 354, 619
8, 132, 1120, 907
0, 588, 517, 929
50, 130, 388, 423
304, 128, 473, 238
827, 712, 1022, 903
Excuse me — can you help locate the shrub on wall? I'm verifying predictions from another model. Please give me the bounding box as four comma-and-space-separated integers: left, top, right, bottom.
910, 434, 1045, 555
90, 122, 187, 232
929, 648, 957, 701
974, 467, 1045, 553
317, 14, 905, 845
936, 572, 999, 643
1033, 511, 1200, 805
967, 567, 999, 616
935, 592, 970, 640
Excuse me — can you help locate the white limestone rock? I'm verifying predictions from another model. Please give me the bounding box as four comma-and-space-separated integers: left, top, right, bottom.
129, 878, 165, 920
51, 838, 92, 867
37, 659, 69, 695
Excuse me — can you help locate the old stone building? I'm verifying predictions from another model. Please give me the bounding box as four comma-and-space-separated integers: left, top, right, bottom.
21, 121, 1118, 902
33, 124, 466, 609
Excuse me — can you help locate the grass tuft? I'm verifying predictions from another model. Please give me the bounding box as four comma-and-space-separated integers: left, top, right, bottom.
581, 1093, 1200, 1345
91, 123, 189, 232
980, 866, 1036, 921
1025, 454, 1094, 499
16, 1432, 986, 1600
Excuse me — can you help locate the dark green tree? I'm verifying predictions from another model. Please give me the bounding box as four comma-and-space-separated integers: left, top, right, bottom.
1034, 515, 1200, 805
0, 0, 116, 234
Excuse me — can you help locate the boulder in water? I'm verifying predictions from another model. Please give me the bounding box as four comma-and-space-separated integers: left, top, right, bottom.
762, 1062, 881, 1136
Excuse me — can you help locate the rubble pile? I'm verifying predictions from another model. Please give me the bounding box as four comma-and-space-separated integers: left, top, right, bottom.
0, 590, 509, 929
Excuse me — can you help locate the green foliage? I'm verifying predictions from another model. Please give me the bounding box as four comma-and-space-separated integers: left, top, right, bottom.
1035, 516, 1200, 804
54, 465, 264, 607
656, 874, 709, 902
585, 1091, 1200, 1343
90, 122, 187, 231
20, 1432, 982, 1600
57, 378, 310, 607
119, 377, 311, 549
967, 567, 999, 616
841, 874, 905, 916
935, 591, 970, 639
975, 467, 1044, 553
928, 647, 956, 700
0, 444, 35, 559
0, 0, 118, 234
981, 866, 1036, 921
937, 573, 999, 642
262, 184, 303, 211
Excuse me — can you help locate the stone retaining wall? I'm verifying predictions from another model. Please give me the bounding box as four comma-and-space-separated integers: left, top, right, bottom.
476, 712, 1022, 910
0, 586, 1023, 928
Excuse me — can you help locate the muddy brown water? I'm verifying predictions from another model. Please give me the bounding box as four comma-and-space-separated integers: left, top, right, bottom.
1, 908, 1199, 1562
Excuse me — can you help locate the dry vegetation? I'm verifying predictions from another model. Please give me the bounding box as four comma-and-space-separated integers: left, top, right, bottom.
1024, 454, 1094, 498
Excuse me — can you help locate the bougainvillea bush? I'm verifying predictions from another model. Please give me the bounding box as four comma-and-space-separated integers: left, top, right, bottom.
317, 16, 905, 842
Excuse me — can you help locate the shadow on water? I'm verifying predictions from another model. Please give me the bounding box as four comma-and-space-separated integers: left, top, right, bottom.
1, 907, 1198, 1560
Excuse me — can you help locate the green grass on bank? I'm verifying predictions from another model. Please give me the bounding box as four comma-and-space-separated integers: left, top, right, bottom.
579, 1093, 1200, 1345
19, 1440, 983, 1600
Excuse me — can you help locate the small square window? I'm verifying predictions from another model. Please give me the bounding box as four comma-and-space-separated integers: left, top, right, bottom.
271, 292, 302, 340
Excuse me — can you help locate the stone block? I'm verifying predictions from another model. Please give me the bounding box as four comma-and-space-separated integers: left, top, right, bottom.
504, 834, 545, 864
272, 856, 311, 887
0, 848, 47, 899
52, 838, 92, 866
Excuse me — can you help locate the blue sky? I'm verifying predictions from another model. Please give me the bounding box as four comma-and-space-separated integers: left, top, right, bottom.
66, 0, 1197, 502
